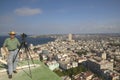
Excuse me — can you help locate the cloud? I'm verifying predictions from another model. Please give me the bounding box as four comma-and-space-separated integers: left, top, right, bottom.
14, 7, 42, 16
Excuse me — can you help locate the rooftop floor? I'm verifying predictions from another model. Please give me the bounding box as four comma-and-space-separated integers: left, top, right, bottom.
0, 61, 61, 80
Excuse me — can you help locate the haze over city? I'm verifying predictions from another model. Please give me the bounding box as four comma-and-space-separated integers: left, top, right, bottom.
0, 0, 120, 35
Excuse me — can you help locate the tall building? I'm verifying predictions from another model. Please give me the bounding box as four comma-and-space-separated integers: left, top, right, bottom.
68, 33, 72, 41
102, 52, 107, 60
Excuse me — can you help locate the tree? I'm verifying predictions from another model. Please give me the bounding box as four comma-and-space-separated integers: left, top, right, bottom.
54, 64, 87, 77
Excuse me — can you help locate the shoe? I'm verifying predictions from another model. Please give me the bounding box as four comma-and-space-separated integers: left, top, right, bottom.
8, 75, 12, 79
13, 70, 17, 73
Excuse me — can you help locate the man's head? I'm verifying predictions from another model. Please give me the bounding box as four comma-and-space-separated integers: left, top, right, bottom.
9, 31, 16, 39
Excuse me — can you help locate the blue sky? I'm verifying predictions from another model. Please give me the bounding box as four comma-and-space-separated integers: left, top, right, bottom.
0, 0, 120, 35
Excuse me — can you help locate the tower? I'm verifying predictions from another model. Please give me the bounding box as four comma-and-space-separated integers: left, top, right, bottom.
102, 52, 107, 60
68, 33, 72, 41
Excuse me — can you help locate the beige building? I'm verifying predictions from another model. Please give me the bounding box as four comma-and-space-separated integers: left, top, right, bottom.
68, 33, 72, 41
101, 52, 107, 60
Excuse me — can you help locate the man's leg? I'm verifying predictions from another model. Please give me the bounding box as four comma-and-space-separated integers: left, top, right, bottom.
7, 51, 14, 75
13, 49, 18, 72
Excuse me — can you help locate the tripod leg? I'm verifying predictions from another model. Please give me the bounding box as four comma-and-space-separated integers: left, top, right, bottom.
26, 47, 35, 66
25, 48, 32, 78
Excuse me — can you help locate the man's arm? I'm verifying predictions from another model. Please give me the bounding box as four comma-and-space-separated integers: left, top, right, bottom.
16, 38, 20, 47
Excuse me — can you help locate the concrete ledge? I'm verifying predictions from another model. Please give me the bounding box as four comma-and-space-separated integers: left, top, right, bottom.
0, 64, 40, 73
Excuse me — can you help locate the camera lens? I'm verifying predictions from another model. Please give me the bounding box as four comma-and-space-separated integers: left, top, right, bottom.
21, 33, 27, 38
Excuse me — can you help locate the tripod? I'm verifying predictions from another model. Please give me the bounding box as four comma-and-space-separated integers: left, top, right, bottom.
13, 33, 35, 78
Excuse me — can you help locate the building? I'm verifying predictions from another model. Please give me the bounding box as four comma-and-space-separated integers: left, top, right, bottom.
68, 33, 72, 41
59, 61, 72, 70
74, 71, 93, 80
87, 58, 113, 74
40, 54, 48, 61
72, 62, 78, 68
78, 57, 87, 63
85, 71, 94, 80
101, 52, 107, 60
102, 69, 120, 80
59, 61, 78, 70
62, 76, 71, 80
55, 54, 62, 61
96, 52, 107, 60
29, 44, 34, 49
46, 60, 59, 71
42, 50, 49, 54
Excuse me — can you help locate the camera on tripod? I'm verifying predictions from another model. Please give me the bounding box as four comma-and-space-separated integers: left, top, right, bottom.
13, 33, 35, 78
21, 33, 27, 39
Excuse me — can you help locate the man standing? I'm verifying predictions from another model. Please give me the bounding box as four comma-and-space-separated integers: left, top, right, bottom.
3, 31, 20, 79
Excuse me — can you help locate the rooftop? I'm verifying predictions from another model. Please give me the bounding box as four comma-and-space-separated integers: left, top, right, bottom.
0, 61, 61, 80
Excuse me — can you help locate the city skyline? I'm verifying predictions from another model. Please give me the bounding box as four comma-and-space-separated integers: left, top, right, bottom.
0, 0, 120, 35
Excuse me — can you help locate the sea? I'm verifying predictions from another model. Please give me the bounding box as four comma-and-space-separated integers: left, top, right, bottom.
0, 36, 55, 47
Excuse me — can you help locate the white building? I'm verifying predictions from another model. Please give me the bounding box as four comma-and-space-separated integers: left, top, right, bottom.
46, 60, 59, 71
72, 62, 78, 68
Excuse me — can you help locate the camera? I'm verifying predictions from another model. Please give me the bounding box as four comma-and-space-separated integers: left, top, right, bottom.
21, 33, 27, 39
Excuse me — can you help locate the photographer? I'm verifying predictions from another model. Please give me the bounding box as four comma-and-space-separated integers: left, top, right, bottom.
3, 31, 20, 79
